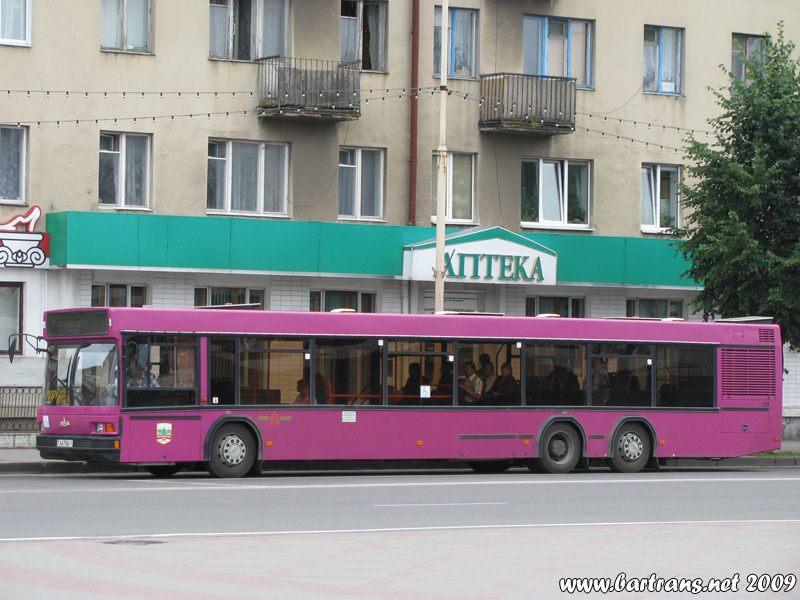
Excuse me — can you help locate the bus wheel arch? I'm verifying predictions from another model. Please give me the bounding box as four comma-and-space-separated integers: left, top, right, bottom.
607, 419, 654, 473
205, 417, 263, 478
531, 418, 585, 474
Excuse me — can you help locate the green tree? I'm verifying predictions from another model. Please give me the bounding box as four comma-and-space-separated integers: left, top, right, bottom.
674, 23, 800, 347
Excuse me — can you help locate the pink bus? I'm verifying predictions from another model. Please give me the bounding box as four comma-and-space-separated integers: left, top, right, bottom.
26, 307, 781, 477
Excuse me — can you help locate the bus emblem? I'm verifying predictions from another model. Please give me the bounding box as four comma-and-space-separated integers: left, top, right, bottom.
156, 423, 173, 445
60, 418, 70, 427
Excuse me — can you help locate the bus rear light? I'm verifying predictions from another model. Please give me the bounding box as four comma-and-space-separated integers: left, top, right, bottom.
95, 423, 116, 433
114, 440, 119, 449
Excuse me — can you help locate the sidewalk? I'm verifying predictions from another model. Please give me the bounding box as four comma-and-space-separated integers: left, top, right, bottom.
1, 440, 799, 474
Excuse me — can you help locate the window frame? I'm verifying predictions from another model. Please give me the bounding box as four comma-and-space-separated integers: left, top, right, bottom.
643, 25, 683, 95
523, 15, 594, 89
98, 132, 151, 209
520, 158, 590, 229
0, 0, 31, 47
207, 138, 289, 216
0, 282, 22, 355
338, 146, 385, 221
194, 287, 265, 309
626, 298, 684, 320
0, 125, 26, 205
101, 0, 152, 53
433, 6, 477, 80
431, 151, 475, 224
91, 283, 147, 308
340, 0, 387, 72
209, 0, 286, 61
310, 290, 376, 313
641, 163, 680, 232
732, 33, 765, 83
526, 296, 585, 318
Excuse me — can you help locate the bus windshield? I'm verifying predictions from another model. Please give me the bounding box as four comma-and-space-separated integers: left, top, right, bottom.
45, 343, 119, 406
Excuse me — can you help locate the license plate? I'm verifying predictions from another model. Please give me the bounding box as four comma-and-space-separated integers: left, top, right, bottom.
56, 439, 73, 448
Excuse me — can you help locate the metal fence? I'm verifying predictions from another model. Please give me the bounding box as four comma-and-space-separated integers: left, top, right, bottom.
479, 73, 576, 134
259, 56, 361, 117
0, 386, 42, 432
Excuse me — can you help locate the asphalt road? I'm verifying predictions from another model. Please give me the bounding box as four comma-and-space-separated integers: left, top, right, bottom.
1, 468, 799, 599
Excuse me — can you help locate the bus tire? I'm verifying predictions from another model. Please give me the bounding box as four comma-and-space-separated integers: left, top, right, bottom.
607, 423, 651, 473
467, 460, 512, 474
208, 424, 256, 478
535, 423, 581, 474
144, 464, 183, 477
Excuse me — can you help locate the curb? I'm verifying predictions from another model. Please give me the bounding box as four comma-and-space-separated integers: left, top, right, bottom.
1, 457, 798, 475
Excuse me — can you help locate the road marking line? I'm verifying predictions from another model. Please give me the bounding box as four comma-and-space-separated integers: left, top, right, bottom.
374, 502, 508, 507
2, 519, 800, 544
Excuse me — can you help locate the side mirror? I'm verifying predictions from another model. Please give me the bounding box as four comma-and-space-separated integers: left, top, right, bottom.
8, 338, 16, 363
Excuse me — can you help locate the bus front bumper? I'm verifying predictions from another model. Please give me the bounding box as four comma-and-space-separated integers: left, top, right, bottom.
36, 435, 121, 463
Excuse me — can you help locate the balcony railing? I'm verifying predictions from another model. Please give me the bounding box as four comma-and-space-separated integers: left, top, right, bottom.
258, 57, 361, 121
479, 73, 576, 135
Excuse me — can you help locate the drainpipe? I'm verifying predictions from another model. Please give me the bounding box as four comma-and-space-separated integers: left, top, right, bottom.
408, 0, 420, 225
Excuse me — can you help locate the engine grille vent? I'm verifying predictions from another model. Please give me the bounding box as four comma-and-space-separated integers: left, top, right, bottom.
720, 348, 776, 397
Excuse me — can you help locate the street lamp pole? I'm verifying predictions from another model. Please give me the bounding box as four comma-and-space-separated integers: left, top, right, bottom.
434, 0, 449, 314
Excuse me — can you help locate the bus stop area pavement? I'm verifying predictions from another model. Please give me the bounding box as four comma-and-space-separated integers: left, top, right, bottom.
0, 441, 799, 474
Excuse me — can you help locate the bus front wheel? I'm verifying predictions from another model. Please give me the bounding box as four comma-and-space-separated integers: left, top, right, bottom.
208, 424, 256, 478
533, 423, 581, 474
607, 424, 651, 473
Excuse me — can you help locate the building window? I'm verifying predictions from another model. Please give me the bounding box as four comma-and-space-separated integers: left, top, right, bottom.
339, 147, 383, 220
99, 133, 150, 208
523, 16, 593, 88
209, 0, 285, 61
207, 139, 288, 215
521, 159, 589, 227
641, 164, 679, 231
732, 33, 764, 83
101, 0, 151, 52
0, 0, 31, 46
341, 0, 386, 71
195, 287, 265, 309
526, 296, 584, 318
310, 290, 376, 313
644, 26, 682, 94
433, 6, 477, 79
431, 152, 474, 223
0, 283, 22, 353
627, 299, 683, 319
0, 125, 25, 204
92, 284, 147, 307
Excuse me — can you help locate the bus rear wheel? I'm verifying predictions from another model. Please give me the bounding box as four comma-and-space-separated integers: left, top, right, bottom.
607, 424, 651, 473
534, 423, 581, 474
208, 424, 256, 478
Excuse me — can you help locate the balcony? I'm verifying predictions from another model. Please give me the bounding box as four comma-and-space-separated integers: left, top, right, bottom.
479, 73, 576, 135
258, 57, 361, 122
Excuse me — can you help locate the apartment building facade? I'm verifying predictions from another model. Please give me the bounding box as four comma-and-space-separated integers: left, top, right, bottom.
1, 0, 798, 431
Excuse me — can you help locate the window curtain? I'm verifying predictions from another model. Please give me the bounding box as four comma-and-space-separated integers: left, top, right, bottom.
261, 0, 284, 58
101, 0, 122, 48
359, 149, 381, 217
0, 128, 22, 200
451, 9, 474, 77
338, 150, 356, 216
262, 144, 285, 213
231, 142, 259, 211
362, 2, 384, 70
1, 0, 25, 40
660, 29, 680, 92
209, 0, 229, 58
640, 167, 655, 226
124, 135, 147, 206
126, 0, 149, 51
522, 17, 542, 76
